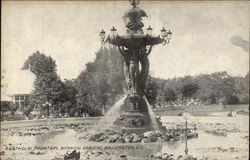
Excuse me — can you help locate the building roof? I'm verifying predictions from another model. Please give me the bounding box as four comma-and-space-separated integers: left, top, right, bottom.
6, 69, 36, 95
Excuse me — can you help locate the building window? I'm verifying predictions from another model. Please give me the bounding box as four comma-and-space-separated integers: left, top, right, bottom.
25, 96, 29, 100
15, 96, 19, 100
21, 101, 25, 106
20, 96, 24, 100
15, 102, 20, 107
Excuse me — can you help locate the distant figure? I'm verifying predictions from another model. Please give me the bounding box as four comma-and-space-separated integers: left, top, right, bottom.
86, 113, 89, 117
194, 125, 197, 132
82, 113, 86, 117
232, 111, 237, 117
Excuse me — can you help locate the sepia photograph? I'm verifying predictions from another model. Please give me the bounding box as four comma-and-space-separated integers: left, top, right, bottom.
1, 0, 249, 159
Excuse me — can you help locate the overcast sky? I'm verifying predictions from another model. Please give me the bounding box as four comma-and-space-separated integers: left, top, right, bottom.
2, 1, 249, 84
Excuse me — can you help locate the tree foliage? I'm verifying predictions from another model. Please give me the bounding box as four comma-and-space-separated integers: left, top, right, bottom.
74, 46, 124, 116
23, 51, 77, 116
162, 88, 177, 102
153, 71, 249, 105
0, 101, 19, 120
233, 72, 249, 104
60, 79, 78, 116
1, 101, 14, 114
144, 76, 159, 107
23, 51, 57, 76
21, 49, 248, 118
75, 46, 249, 112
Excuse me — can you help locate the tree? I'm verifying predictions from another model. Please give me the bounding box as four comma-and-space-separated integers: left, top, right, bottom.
93, 48, 110, 111
74, 46, 124, 116
61, 79, 78, 116
222, 95, 240, 105
145, 76, 159, 106
20, 106, 33, 119
23, 51, 66, 115
11, 103, 19, 119
196, 74, 216, 103
163, 88, 177, 102
208, 72, 235, 103
20, 98, 34, 119
234, 72, 249, 104
151, 71, 248, 105
196, 72, 238, 104
74, 66, 99, 116
178, 76, 199, 100
32, 72, 66, 113
181, 83, 199, 99
23, 51, 57, 76
0, 101, 14, 120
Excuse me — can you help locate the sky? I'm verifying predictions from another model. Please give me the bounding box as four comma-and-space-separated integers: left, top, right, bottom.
1, 1, 249, 86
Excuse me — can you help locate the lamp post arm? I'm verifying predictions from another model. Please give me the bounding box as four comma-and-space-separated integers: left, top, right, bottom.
122, 46, 129, 53
118, 46, 129, 56
118, 46, 125, 56
104, 35, 111, 44
145, 45, 153, 56
104, 37, 108, 44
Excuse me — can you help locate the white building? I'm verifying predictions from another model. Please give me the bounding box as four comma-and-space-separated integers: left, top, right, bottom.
6, 69, 36, 108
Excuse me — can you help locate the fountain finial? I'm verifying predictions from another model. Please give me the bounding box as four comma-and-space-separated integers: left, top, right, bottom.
130, 0, 140, 7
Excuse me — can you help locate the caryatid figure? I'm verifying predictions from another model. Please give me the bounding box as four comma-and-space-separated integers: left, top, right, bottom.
118, 45, 152, 94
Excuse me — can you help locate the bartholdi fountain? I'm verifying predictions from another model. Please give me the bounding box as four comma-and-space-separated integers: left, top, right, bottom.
79, 1, 173, 157
99, 0, 172, 133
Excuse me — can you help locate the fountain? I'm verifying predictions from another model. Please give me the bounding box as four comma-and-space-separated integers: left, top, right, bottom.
78, 0, 172, 157
93, 95, 127, 131
98, 0, 172, 134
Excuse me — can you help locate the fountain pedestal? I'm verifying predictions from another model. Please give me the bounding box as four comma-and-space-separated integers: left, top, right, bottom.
112, 94, 159, 133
